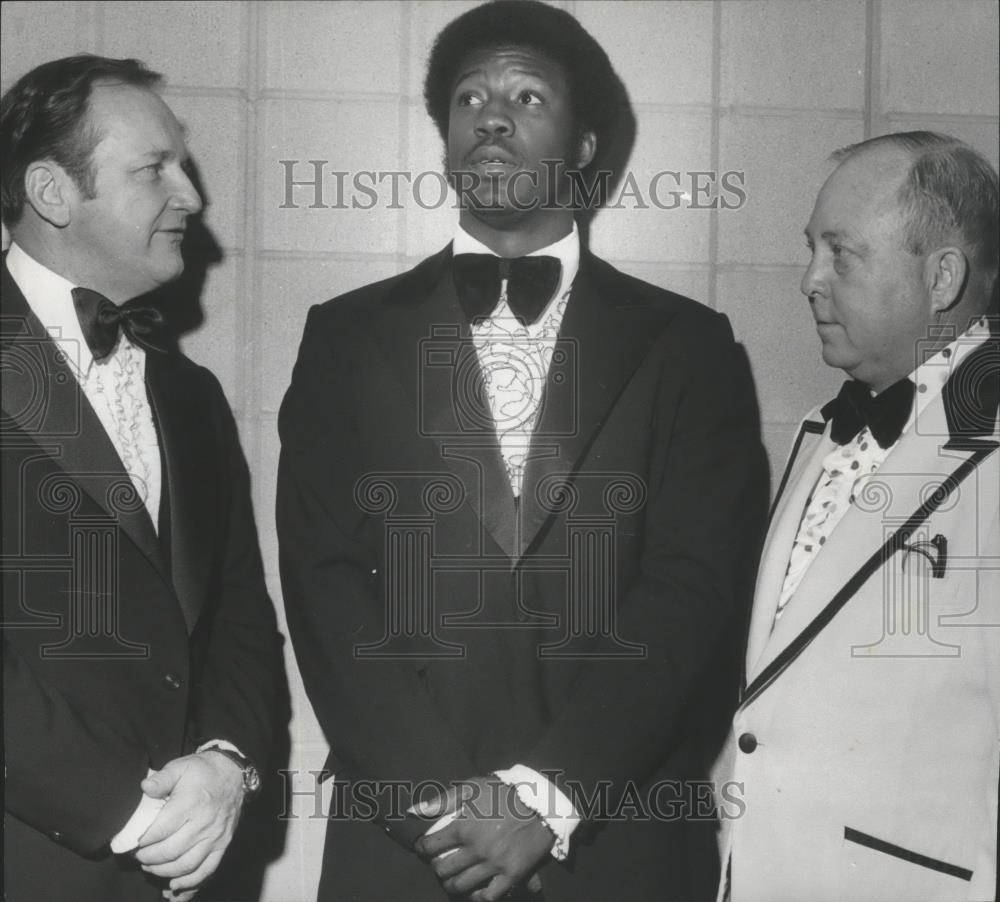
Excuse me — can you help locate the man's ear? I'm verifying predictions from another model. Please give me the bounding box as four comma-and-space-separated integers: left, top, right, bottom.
23, 160, 77, 228
925, 246, 968, 313
575, 130, 596, 170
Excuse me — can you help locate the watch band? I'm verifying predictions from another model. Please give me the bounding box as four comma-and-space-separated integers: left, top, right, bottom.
204, 746, 262, 799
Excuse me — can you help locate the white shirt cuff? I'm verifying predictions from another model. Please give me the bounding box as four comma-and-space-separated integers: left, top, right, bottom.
196, 738, 244, 757
494, 764, 580, 861
110, 769, 165, 854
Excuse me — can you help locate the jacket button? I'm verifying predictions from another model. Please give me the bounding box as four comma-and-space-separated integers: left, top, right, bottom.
163, 673, 182, 691
738, 732, 758, 754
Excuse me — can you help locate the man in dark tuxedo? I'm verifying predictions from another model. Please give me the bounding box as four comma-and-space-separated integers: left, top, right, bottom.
1, 56, 277, 902
278, 2, 766, 900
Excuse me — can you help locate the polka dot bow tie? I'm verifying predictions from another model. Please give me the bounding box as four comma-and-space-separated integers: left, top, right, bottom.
822, 377, 915, 449
71, 287, 167, 361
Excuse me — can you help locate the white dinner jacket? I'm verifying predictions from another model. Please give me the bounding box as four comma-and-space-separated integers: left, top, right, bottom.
715, 334, 1000, 902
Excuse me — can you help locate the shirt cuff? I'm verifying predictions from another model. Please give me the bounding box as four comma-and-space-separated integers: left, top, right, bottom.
110, 769, 165, 854
196, 739, 244, 757
424, 809, 460, 859
494, 764, 580, 861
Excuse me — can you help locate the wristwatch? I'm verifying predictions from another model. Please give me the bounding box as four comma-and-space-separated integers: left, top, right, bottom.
205, 746, 262, 800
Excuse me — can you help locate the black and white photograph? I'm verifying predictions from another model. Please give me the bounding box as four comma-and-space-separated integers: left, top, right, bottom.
2, 2, 998, 901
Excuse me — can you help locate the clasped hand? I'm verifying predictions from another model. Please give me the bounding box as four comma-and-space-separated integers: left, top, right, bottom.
412, 775, 552, 901
133, 751, 245, 901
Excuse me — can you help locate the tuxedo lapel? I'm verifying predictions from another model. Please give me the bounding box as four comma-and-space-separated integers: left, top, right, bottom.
375, 247, 517, 560
1, 270, 168, 582
744, 417, 830, 680
518, 253, 672, 557
145, 352, 214, 632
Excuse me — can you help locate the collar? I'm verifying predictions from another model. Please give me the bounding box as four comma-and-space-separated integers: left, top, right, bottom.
452, 221, 580, 312
6, 242, 95, 376
904, 315, 994, 436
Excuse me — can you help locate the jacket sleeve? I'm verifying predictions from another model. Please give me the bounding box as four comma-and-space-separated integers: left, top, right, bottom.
3, 639, 150, 854
523, 312, 769, 816
277, 305, 479, 849
185, 370, 279, 770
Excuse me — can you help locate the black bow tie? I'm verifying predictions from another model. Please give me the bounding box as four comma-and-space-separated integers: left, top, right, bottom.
71, 287, 167, 361
452, 253, 561, 326
822, 377, 916, 449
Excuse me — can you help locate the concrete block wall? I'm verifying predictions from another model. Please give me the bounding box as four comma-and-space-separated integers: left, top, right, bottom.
2, 2, 997, 899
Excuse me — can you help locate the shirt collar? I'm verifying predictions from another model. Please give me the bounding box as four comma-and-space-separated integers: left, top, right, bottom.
452, 221, 581, 309
6, 241, 95, 376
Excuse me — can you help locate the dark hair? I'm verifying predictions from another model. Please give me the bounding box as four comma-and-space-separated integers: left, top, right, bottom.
832, 131, 999, 298
423, 0, 623, 155
0, 54, 161, 226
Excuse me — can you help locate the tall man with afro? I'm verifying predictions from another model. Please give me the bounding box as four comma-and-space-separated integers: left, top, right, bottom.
278, 3, 767, 899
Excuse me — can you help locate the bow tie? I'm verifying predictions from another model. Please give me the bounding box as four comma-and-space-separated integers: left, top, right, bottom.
822, 377, 916, 449
452, 253, 561, 326
71, 287, 167, 361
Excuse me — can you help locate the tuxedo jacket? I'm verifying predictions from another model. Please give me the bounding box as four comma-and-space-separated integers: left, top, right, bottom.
715, 330, 1000, 902
278, 244, 768, 901
1, 263, 278, 902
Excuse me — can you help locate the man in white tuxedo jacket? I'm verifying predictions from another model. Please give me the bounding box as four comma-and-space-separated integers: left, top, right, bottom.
715, 131, 999, 902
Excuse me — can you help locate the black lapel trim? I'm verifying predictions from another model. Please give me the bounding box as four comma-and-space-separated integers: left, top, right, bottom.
844, 827, 973, 881
768, 420, 825, 523
517, 252, 672, 557
739, 440, 998, 708
376, 244, 517, 560
942, 320, 999, 443
740, 419, 825, 695
145, 352, 215, 632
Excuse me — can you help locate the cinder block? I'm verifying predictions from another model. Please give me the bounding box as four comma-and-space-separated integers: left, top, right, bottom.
883, 117, 1000, 170
407, 0, 481, 99
881, 0, 999, 116
589, 111, 714, 264
166, 94, 245, 251
718, 114, 864, 264
103, 0, 244, 88
262, 0, 404, 95
405, 104, 464, 257
574, 0, 714, 107
716, 267, 844, 425
721, 0, 866, 110
0, 2, 94, 89
257, 739, 330, 900
258, 256, 400, 413
258, 414, 281, 574
257, 98, 404, 254
604, 263, 712, 308
178, 254, 242, 406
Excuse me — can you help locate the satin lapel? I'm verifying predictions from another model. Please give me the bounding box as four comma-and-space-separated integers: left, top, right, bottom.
518, 254, 671, 558
744, 417, 830, 681
1, 272, 167, 581
145, 352, 214, 632
756, 391, 989, 680
375, 247, 516, 561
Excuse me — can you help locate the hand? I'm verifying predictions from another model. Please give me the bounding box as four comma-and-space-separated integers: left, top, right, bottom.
413, 776, 551, 900
133, 751, 245, 897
